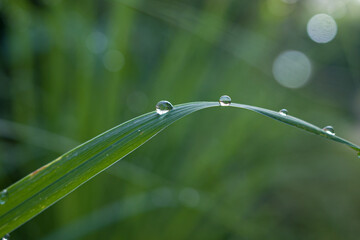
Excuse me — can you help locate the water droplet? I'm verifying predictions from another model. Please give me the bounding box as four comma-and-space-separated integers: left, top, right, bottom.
357, 152, 360, 159
156, 100, 173, 115
279, 109, 288, 116
219, 95, 231, 106
1, 234, 10, 240
323, 126, 335, 136
0, 189, 8, 205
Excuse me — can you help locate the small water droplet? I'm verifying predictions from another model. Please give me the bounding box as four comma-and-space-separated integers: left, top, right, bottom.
279, 109, 288, 116
2, 233, 10, 240
219, 95, 231, 106
0, 189, 8, 205
357, 152, 360, 159
323, 126, 335, 136
156, 100, 173, 115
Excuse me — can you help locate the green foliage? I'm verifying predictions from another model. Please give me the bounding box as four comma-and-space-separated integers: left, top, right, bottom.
0, 101, 358, 236
1, 0, 360, 239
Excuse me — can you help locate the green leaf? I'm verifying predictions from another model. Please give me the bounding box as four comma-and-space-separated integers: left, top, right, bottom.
0, 101, 359, 236
231, 103, 360, 152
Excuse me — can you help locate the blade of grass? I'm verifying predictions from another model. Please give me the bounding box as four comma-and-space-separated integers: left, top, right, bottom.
0, 101, 359, 236
230, 103, 360, 152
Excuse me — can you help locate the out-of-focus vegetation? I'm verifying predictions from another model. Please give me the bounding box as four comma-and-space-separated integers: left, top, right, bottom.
1, 101, 358, 239
1, 0, 360, 239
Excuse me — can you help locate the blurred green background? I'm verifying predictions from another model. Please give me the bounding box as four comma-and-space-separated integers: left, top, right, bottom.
1, 0, 360, 239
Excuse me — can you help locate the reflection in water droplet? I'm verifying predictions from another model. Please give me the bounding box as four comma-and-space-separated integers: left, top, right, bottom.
156, 100, 173, 115
279, 109, 288, 116
0, 189, 8, 205
307, 14, 337, 43
2, 233, 10, 240
323, 126, 335, 135
219, 95, 231, 106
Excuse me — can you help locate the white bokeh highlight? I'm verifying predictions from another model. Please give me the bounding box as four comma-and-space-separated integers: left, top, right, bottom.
307, 14, 337, 43
273, 50, 312, 89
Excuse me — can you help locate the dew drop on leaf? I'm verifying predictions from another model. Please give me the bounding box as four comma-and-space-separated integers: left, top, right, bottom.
323, 126, 335, 136
219, 95, 231, 106
0, 189, 8, 205
279, 109, 288, 116
156, 100, 173, 115
1, 234, 10, 240
1, 233, 10, 240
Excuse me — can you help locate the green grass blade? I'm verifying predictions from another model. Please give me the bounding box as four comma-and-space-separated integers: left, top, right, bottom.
0, 101, 359, 236
0, 102, 217, 235
230, 103, 360, 152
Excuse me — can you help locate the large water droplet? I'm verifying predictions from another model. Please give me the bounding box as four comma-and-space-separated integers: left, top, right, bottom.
279, 109, 288, 116
219, 95, 231, 106
0, 189, 8, 205
156, 100, 173, 115
323, 126, 335, 136
1, 234, 10, 240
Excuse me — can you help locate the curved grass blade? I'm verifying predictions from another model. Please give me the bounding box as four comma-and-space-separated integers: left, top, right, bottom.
230, 103, 360, 152
0, 102, 218, 236
0, 101, 359, 236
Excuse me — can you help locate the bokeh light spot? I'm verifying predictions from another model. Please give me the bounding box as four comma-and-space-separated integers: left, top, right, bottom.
86, 31, 108, 54
282, 0, 298, 4
307, 13, 337, 43
305, 0, 348, 19
103, 50, 125, 72
273, 50, 311, 89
